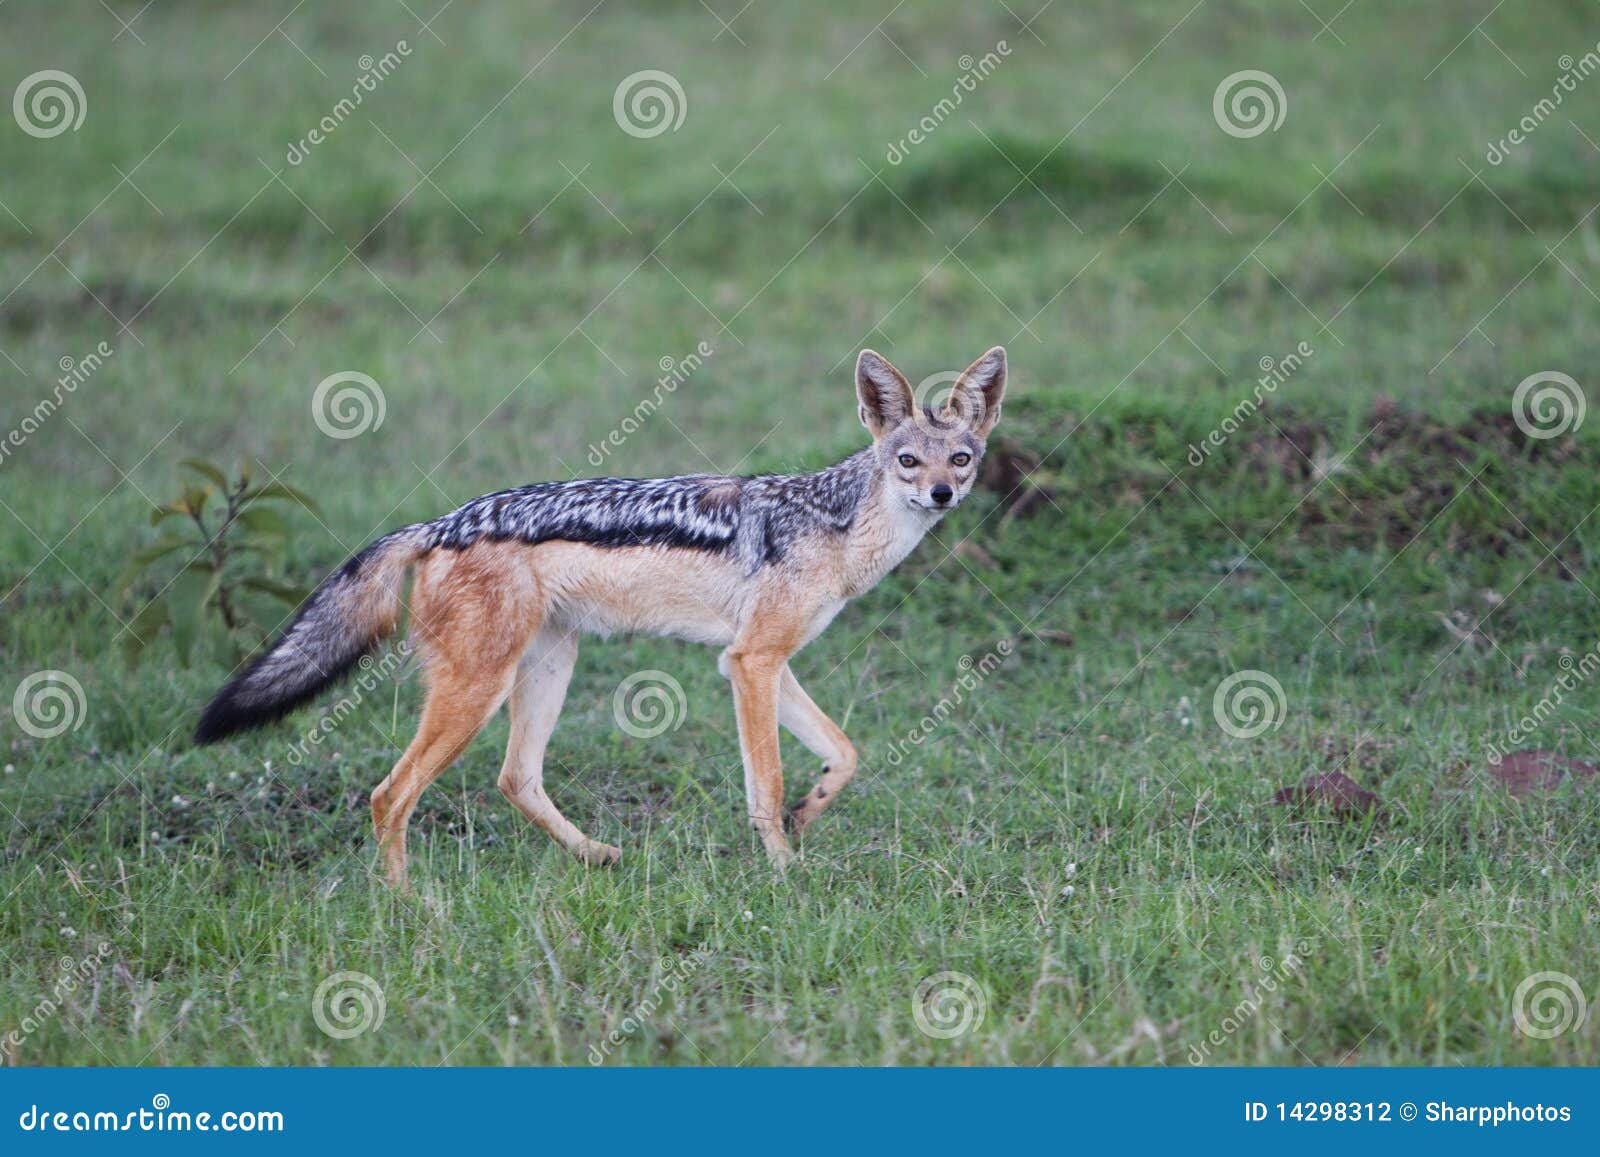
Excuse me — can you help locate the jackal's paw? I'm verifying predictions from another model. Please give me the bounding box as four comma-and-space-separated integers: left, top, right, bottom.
575, 840, 622, 866
765, 843, 797, 871
787, 796, 821, 834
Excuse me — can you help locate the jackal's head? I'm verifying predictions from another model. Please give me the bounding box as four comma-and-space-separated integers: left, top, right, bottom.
855, 346, 1007, 514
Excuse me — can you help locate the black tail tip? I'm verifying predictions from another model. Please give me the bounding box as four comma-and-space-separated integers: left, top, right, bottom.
193, 687, 256, 745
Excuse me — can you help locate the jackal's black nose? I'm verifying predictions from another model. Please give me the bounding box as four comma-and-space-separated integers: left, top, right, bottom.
930, 483, 954, 505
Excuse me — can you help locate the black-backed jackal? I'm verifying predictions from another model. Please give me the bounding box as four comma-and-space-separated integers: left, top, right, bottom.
196, 347, 1007, 886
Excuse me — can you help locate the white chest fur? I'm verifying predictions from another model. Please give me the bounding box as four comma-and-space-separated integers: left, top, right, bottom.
839, 494, 943, 598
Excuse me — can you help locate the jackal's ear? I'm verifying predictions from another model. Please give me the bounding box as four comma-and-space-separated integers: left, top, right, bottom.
855, 349, 915, 439
950, 346, 1007, 436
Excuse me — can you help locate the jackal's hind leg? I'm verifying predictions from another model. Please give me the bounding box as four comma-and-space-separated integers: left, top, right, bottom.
496, 627, 620, 866
372, 663, 516, 889
371, 544, 544, 888
778, 665, 857, 834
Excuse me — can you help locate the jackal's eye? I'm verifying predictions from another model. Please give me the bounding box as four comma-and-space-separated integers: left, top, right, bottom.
897, 453, 919, 468
950, 452, 971, 467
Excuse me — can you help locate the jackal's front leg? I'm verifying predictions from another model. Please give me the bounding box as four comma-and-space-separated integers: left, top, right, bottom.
725, 647, 795, 867
778, 665, 857, 834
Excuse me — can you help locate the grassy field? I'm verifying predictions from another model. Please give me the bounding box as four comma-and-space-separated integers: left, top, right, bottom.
2, 0, 1599, 1065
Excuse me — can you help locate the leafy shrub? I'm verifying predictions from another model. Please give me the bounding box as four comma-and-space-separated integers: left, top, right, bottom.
118, 458, 320, 665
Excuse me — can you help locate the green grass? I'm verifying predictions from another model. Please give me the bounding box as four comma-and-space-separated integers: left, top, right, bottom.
2, 0, 1599, 1066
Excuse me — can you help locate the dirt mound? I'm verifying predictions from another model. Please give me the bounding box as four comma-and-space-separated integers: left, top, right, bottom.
1272, 771, 1384, 821
1487, 749, 1598, 797
986, 398, 1590, 556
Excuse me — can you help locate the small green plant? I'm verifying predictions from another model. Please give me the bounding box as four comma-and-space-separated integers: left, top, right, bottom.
119, 458, 322, 665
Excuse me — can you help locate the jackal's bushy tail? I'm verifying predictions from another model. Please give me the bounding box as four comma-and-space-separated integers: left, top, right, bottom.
193, 524, 430, 744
